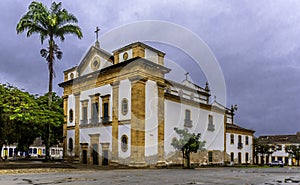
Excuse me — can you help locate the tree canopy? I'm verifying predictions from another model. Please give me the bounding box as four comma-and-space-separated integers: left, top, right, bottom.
0, 83, 63, 158
171, 127, 205, 168
16, 1, 82, 159
285, 145, 300, 166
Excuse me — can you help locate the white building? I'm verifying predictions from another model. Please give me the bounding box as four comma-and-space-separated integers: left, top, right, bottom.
59, 40, 254, 167
1, 137, 63, 160
257, 132, 300, 166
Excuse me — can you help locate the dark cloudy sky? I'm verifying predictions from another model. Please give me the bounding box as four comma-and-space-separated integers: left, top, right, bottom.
0, 0, 299, 136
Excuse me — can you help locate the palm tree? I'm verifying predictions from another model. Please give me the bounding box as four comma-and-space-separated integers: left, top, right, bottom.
16, 1, 83, 160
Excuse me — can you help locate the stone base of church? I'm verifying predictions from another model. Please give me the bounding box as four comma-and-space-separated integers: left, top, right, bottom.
109, 160, 119, 166
156, 161, 167, 167
129, 161, 147, 168
72, 156, 81, 164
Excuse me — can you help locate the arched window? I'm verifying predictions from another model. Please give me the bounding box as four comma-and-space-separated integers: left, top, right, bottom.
69, 109, 74, 123
230, 152, 234, 162
68, 138, 73, 152
121, 98, 128, 115
121, 135, 128, 152
230, 134, 234, 144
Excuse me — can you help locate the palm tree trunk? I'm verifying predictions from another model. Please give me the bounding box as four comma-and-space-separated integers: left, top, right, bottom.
46, 38, 54, 160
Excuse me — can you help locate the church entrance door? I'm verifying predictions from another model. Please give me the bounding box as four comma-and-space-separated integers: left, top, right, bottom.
82, 150, 88, 164
102, 150, 108, 165
92, 144, 99, 165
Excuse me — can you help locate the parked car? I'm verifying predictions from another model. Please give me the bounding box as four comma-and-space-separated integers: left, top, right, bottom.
269, 160, 284, 167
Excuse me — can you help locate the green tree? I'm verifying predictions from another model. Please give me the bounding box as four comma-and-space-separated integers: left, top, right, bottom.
171, 127, 205, 168
285, 145, 300, 166
16, 1, 82, 159
36, 93, 64, 148
0, 83, 40, 157
254, 140, 275, 165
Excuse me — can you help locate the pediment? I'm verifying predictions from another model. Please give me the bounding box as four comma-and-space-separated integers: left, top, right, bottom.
77, 46, 113, 76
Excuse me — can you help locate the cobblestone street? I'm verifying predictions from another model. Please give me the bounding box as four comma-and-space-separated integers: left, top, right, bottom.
0, 164, 300, 185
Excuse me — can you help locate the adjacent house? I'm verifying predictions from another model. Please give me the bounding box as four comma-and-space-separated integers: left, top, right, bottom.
257, 132, 300, 166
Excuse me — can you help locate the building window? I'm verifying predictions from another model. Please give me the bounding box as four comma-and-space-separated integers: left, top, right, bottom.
68, 138, 73, 152
230, 134, 234, 144
82, 107, 88, 123
101, 95, 110, 123
69, 109, 74, 123
91, 102, 99, 122
238, 135, 242, 143
245, 152, 249, 163
90, 94, 100, 123
81, 100, 89, 124
238, 152, 242, 164
230, 152, 234, 162
121, 135, 128, 152
91, 59, 100, 71
184, 109, 192, 127
245, 136, 249, 145
238, 135, 243, 149
208, 151, 213, 163
207, 114, 215, 131
121, 98, 128, 115
70, 73, 74, 79
103, 103, 109, 121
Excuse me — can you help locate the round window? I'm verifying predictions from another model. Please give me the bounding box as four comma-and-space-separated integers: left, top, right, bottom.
70, 73, 74, 79
123, 52, 128, 60
91, 58, 100, 71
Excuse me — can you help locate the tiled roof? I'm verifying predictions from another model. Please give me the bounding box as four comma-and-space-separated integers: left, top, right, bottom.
226, 123, 255, 133
258, 132, 300, 144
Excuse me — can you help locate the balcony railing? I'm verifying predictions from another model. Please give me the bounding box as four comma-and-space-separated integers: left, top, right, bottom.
238, 142, 243, 149
184, 119, 193, 127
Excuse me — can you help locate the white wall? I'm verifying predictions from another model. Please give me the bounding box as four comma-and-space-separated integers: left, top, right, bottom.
80, 54, 110, 76
80, 126, 112, 153
67, 94, 75, 126
118, 49, 133, 63
118, 124, 131, 159
80, 84, 112, 123
145, 80, 158, 157
226, 133, 253, 163
164, 100, 225, 156
67, 130, 75, 156
119, 79, 131, 121
67, 71, 78, 80
145, 48, 158, 64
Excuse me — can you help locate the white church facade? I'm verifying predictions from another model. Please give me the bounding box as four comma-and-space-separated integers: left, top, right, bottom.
59, 40, 254, 167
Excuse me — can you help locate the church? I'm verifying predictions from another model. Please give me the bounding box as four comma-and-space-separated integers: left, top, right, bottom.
59, 37, 255, 167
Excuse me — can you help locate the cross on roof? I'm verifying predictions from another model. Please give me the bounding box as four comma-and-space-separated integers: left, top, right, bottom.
185, 72, 189, 80
94, 26, 100, 40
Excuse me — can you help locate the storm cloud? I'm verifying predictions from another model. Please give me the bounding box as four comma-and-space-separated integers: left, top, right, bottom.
0, 0, 299, 136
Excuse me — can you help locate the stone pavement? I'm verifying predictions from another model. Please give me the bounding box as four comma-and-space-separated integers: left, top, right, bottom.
0, 162, 300, 184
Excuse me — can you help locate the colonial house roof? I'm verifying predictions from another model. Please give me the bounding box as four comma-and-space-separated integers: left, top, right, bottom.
258, 132, 300, 144
226, 123, 255, 134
